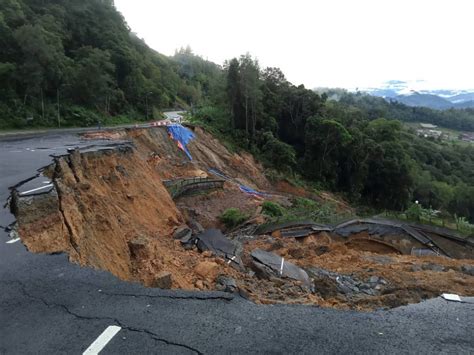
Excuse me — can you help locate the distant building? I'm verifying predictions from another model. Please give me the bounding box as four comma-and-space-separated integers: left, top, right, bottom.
459, 133, 474, 142
420, 123, 438, 129
417, 129, 443, 139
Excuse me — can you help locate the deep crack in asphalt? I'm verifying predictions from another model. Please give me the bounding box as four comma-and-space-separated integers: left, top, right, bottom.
6, 280, 203, 354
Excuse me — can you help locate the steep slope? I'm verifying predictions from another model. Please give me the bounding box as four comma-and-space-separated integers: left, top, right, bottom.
12, 144, 185, 283
10, 125, 269, 287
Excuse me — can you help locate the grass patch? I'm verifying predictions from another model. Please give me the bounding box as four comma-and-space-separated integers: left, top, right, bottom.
261, 197, 353, 227
220, 208, 249, 228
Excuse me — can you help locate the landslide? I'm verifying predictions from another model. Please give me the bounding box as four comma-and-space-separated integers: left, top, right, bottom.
127, 126, 269, 189
10, 126, 474, 310
11, 126, 270, 289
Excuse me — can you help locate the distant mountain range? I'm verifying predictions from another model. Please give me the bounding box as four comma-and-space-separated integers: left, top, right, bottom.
362, 81, 474, 110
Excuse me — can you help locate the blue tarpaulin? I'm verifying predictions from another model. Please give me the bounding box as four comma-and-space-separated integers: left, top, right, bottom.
167, 124, 195, 160
209, 168, 266, 198
238, 184, 266, 197
208, 168, 229, 180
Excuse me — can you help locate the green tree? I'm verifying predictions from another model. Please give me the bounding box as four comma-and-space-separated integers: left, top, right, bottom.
225, 58, 242, 129
261, 131, 296, 172
303, 117, 351, 185
363, 141, 414, 210
68, 46, 116, 111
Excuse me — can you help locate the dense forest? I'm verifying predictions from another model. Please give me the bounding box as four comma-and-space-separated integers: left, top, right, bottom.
0, 0, 220, 128
1, 0, 474, 223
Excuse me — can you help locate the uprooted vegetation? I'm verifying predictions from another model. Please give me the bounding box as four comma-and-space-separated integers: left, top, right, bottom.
9, 126, 474, 310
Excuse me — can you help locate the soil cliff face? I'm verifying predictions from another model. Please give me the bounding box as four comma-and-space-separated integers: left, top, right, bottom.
14, 144, 184, 283
11, 126, 266, 288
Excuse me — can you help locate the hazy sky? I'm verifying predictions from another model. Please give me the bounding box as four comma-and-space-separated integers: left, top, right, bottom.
114, 0, 474, 90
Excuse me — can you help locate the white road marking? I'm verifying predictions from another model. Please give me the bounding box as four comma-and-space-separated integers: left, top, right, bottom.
442, 293, 462, 302
19, 184, 53, 196
83, 325, 122, 355
6, 238, 20, 244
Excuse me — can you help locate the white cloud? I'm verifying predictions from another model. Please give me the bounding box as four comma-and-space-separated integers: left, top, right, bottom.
114, 0, 474, 90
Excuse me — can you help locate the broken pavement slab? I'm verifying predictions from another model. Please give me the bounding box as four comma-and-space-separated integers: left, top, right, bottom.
152, 271, 173, 289
250, 249, 311, 288
461, 265, 474, 276
216, 275, 238, 293
307, 267, 387, 297
173, 225, 192, 240
261, 217, 473, 259
195, 229, 243, 268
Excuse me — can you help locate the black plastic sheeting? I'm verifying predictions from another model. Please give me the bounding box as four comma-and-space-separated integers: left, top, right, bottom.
409, 222, 474, 247
256, 220, 329, 235
332, 219, 448, 256
334, 223, 405, 238
280, 226, 332, 238
280, 228, 316, 238
257, 218, 470, 258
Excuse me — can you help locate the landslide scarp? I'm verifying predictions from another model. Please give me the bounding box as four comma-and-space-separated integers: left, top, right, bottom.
10, 125, 268, 289
12, 142, 184, 283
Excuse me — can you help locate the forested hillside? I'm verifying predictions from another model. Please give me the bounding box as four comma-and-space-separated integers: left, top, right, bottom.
0, 0, 218, 128
321, 89, 474, 131
1, 0, 473, 223
192, 55, 474, 223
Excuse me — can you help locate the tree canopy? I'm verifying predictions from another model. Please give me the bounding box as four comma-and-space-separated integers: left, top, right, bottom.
0, 0, 221, 128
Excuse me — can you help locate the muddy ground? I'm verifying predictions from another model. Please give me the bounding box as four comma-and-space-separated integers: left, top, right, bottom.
9, 126, 474, 311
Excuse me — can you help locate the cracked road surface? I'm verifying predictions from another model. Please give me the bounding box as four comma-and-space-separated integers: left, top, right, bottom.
1, 132, 474, 354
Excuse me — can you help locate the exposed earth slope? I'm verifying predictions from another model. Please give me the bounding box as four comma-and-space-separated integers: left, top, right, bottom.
9, 125, 474, 310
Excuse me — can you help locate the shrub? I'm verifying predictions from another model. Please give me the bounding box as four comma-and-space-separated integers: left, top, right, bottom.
405, 202, 424, 221
455, 215, 474, 235
219, 208, 248, 228
262, 201, 284, 217
293, 197, 318, 209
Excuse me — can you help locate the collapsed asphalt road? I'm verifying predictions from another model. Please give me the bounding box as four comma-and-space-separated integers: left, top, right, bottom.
1, 131, 473, 354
